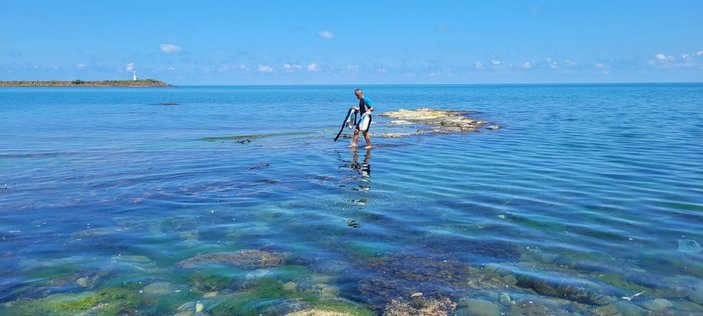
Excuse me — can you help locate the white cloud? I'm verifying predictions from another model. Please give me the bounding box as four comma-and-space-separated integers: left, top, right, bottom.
257, 65, 274, 73
319, 31, 334, 40
521, 62, 532, 69
283, 63, 303, 72
474, 62, 484, 69
491, 60, 502, 66
563, 59, 576, 67
125, 63, 134, 71
649, 51, 703, 68
160, 43, 182, 53
76, 63, 87, 70
307, 63, 320, 72
653, 53, 677, 63
346, 64, 359, 71
546, 58, 559, 69
239, 64, 249, 71
594, 63, 610, 74
377, 68, 387, 73
218, 65, 230, 73
167, 66, 176, 71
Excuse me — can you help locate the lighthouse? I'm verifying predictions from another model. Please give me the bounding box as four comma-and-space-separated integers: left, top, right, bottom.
132, 71, 137, 81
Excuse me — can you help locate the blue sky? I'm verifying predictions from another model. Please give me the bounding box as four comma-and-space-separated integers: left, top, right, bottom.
2, 1, 702, 84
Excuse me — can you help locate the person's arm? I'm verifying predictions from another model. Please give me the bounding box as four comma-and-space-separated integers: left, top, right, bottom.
365, 97, 374, 112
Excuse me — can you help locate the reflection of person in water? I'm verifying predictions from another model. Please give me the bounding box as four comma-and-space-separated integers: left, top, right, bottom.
342, 148, 372, 228
351, 148, 371, 178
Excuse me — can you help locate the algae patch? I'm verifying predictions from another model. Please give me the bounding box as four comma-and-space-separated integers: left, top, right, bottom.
176, 249, 288, 269
2, 287, 147, 315
202, 132, 313, 142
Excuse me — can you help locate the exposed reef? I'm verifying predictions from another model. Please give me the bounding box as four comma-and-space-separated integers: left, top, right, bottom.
376, 108, 499, 138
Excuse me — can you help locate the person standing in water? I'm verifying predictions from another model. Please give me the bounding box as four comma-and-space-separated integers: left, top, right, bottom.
351, 88, 374, 149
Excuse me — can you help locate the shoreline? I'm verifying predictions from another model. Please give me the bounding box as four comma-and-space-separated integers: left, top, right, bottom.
0, 79, 172, 88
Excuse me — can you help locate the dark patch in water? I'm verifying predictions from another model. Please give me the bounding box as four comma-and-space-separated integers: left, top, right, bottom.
357, 253, 488, 309
514, 272, 614, 305
347, 219, 361, 228
176, 249, 288, 269
201, 132, 313, 142
249, 163, 270, 170
151, 102, 179, 106
420, 236, 521, 262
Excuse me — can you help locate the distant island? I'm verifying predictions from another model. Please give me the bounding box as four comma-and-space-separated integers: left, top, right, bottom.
0, 79, 172, 87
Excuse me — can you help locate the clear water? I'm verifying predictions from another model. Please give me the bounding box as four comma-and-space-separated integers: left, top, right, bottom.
1, 84, 702, 314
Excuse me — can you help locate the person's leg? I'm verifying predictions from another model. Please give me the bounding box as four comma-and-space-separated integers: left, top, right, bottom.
350, 129, 359, 147
363, 132, 372, 149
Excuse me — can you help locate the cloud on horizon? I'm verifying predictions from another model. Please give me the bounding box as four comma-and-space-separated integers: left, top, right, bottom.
307, 63, 320, 72
258, 65, 274, 73
160, 43, 182, 54
283, 63, 303, 72
125, 63, 134, 71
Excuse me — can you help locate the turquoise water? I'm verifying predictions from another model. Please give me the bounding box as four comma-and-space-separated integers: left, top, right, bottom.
1, 84, 702, 315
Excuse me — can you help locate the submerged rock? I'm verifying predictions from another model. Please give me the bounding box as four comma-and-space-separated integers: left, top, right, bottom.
690, 286, 703, 304
514, 272, 614, 305
677, 239, 702, 254
176, 301, 208, 316
383, 297, 456, 316
142, 281, 175, 295
591, 303, 619, 316
49, 268, 111, 291
499, 293, 512, 305
457, 298, 500, 316
383, 297, 457, 316
613, 301, 646, 316
358, 253, 508, 309
321, 286, 340, 297
285, 300, 375, 316
361, 253, 475, 285
285, 309, 354, 316
508, 299, 573, 316
641, 298, 673, 311
177, 249, 288, 269
2, 287, 147, 315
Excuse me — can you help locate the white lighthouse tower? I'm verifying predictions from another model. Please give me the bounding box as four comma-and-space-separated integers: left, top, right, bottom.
132, 71, 137, 81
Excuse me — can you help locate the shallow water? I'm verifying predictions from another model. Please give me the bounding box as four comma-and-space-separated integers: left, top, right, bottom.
1, 84, 702, 315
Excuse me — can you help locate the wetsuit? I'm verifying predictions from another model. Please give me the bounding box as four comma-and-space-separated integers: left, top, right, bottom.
358, 97, 372, 115
357, 97, 372, 131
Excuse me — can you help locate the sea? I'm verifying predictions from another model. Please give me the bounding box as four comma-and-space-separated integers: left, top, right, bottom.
1, 84, 702, 315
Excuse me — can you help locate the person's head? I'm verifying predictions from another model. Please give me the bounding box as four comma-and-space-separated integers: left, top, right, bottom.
354, 88, 363, 99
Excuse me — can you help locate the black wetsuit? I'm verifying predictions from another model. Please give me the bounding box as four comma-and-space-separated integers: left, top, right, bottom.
358, 97, 371, 115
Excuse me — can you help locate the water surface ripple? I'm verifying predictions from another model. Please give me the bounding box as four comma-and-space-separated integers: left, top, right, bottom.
1, 84, 702, 314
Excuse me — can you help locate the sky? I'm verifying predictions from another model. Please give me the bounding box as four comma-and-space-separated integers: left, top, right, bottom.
1, 1, 702, 84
